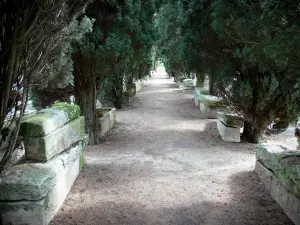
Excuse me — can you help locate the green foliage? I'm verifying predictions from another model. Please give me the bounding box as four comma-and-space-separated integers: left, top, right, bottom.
0, 0, 92, 171
30, 16, 94, 109
156, 0, 300, 142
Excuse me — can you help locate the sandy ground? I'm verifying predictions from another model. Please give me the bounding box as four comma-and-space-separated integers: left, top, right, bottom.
51, 68, 294, 225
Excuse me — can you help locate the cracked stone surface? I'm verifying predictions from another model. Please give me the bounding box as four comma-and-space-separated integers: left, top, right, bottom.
51, 68, 293, 225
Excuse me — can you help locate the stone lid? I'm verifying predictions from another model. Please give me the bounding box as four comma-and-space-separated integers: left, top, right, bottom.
199, 87, 209, 95
20, 103, 80, 137
217, 112, 244, 128
198, 94, 225, 107
0, 142, 83, 201
194, 87, 210, 98
183, 79, 194, 87
194, 87, 202, 96
257, 142, 300, 198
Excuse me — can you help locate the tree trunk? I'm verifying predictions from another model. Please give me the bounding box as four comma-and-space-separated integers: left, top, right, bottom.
114, 96, 123, 109
196, 70, 205, 87
243, 121, 262, 143
75, 81, 100, 145
209, 73, 214, 95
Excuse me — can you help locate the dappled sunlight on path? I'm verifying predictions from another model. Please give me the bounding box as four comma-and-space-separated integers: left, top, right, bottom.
51, 67, 293, 225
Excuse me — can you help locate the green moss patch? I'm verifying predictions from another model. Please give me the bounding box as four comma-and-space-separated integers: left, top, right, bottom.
52, 102, 80, 122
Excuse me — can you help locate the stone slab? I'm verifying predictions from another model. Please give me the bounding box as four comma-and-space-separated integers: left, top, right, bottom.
24, 116, 85, 161
199, 102, 220, 119
183, 79, 194, 87
0, 153, 82, 225
199, 87, 209, 95
134, 80, 144, 93
217, 112, 243, 128
198, 94, 224, 107
0, 142, 84, 201
99, 112, 110, 137
194, 88, 210, 106
20, 103, 80, 137
257, 142, 300, 198
96, 108, 116, 135
217, 119, 241, 142
256, 143, 300, 173
109, 108, 117, 129
255, 161, 300, 225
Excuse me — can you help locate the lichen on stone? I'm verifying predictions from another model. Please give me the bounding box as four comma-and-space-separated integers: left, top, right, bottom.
52, 102, 80, 122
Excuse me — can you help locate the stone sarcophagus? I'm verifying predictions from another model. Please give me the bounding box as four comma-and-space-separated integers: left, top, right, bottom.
182, 79, 194, 90
255, 142, 300, 225
217, 112, 244, 142
194, 87, 209, 107
0, 103, 87, 225
96, 107, 117, 137
198, 94, 226, 119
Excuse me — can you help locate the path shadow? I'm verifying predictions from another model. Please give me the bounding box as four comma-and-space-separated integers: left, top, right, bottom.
51, 171, 293, 225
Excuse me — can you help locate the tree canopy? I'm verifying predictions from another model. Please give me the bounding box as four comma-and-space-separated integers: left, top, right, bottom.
1, 0, 300, 172
155, 0, 300, 142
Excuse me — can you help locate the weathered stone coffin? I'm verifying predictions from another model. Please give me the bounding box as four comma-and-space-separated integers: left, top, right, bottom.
194, 87, 209, 106
198, 95, 226, 119
24, 116, 85, 161
255, 142, 300, 225
0, 141, 85, 225
217, 112, 244, 142
182, 79, 194, 90
20, 103, 80, 137
134, 80, 144, 93
96, 108, 117, 137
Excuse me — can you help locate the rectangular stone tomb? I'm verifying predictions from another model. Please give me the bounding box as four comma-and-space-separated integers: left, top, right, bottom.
134, 80, 144, 93
182, 79, 194, 90
255, 142, 300, 225
217, 112, 244, 142
198, 95, 225, 119
20, 103, 80, 137
24, 116, 85, 161
0, 142, 85, 225
96, 108, 117, 137
194, 87, 209, 107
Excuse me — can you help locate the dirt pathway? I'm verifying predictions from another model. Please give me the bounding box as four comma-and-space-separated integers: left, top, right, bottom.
51, 68, 293, 225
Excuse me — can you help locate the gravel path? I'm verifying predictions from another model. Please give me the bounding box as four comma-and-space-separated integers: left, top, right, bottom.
51, 68, 293, 225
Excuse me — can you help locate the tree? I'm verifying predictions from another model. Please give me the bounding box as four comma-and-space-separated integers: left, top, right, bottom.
0, 0, 91, 172
211, 0, 300, 142
30, 16, 94, 110
155, 0, 300, 143
73, 0, 159, 144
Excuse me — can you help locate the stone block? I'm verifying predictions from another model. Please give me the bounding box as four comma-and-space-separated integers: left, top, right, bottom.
99, 112, 110, 137
255, 161, 300, 225
0, 153, 81, 225
194, 87, 210, 106
20, 103, 80, 137
134, 80, 143, 93
256, 142, 299, 173
257, 142, 300, 198
199, 87, 209, 95
217, 112, 243, 128
0, 142, 83, 201
217, 120, 241, 142
199, 102, 218, 119
194, 88, 201, 106
198, 94, 224, 107
183, 79, 194, 87
109, 108, 117, 129
198, 95, 226, 119
96, 108, 117, 132
0, 142, 84, 225
24, 116, 85, 161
